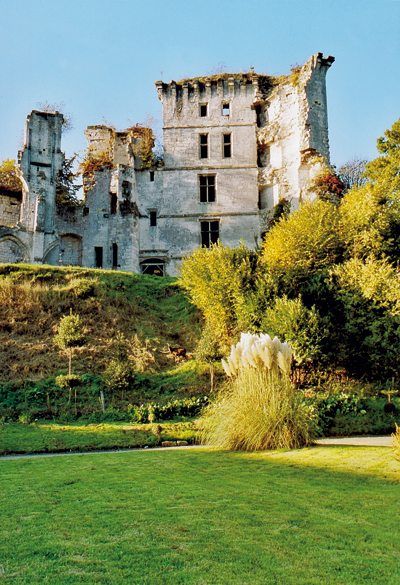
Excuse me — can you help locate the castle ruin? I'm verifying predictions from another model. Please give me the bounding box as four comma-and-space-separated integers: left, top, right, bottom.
0, 53, 334, 276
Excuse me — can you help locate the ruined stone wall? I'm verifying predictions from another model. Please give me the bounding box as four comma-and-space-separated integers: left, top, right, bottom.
0, 238, 25, 263
81, 169, 139, 272
257, 53, 334, 227
18, 111, 64, 237
0, 194, 21, 227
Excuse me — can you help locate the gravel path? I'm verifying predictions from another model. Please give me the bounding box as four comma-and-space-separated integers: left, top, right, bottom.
315, 436, 393, 447
0, 437, 393, 460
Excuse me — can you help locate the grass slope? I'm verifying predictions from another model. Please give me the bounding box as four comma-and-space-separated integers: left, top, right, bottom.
0, 263, 209, 394
0, 447, 399, 584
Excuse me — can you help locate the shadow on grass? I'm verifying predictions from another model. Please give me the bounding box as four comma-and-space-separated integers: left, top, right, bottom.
0, 446, 399, 584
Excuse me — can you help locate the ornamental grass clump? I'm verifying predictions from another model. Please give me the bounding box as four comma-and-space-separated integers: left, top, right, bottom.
201, 333, 315, 451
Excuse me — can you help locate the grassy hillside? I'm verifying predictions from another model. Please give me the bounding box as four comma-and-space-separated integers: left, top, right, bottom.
0, 264, 211, 396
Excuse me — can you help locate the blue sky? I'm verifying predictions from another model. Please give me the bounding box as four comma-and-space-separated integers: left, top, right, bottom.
1, 0, 399, 168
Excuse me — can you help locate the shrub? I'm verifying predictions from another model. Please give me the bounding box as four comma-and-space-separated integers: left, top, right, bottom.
200, 369, 316, 450
103, 359, 135, 400
392, 424, 400, 461
328, 257, 400, 378
261, 200, 345, 291
179, 242, 259, 341
260, 296, 326, 368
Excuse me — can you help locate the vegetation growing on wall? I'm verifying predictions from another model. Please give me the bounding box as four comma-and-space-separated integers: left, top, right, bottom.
79, 147, 115, 179
35, 101, 74, 133
309, 165, 345, 204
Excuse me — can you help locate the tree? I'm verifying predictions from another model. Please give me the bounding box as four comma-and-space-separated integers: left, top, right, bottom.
56, 155, 82, 207
54, 312, 86, 376
261, 200, 345, 289
0, 159, 23, 193
340, 118, 400, 263
54, 312, 86, 411
179, 242, 260, 343
337, 157, 369, 193
102, 333, 134, 401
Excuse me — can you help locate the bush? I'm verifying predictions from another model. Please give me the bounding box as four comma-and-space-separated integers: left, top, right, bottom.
179, 242, 260, 341
260, 296, 326, 368
328, 257, 400, 378
392, 424, 400, 461
102, 360, 135, 400
261, 200, 345, 290
308, 393, 400, 437
200, 369, 316, 450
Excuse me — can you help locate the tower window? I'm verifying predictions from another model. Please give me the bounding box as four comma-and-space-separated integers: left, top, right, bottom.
222, 103, 230, 116
150, 171, 155, 182
150, 210, 157, 227
201, 220, 219, 248
199, 175, 216, 203
200, 103, 208, 117
199, 134, 208, 159
223, 134, 231, 158
110, 192, 117, 214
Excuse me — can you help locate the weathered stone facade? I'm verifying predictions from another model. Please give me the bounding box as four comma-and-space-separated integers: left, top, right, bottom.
0, 53, 334, 276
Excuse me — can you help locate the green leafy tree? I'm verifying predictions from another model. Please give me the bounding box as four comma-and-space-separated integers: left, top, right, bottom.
180, 242, 259, 343
102, 333, 134, 400
340, 118, 400, 263
195, 322, 224, 391
54, 312, 86, 376
261, 200, 345, 291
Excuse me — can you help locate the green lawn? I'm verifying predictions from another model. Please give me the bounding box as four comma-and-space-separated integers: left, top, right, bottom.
1, 446, 399, 584
0, 421, 198, 456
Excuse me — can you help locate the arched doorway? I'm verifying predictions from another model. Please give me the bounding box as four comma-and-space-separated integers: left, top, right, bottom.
140, 258, 165, 276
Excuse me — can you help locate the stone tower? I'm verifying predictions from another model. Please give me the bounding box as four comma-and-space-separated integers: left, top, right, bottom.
18, 110, 64, 262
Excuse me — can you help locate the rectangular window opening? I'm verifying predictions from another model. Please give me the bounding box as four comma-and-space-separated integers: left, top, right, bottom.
150, 171, 155, 182
95, 247, 103, 268
122, 181, 132, 200
222, 103, 230, 116
199, 175, 216, 203
112, 243, 118, 268
199, 134, 208, 159
110, 192, 118, 214
200, 103, 208, 117
150, 210, 157, 227
223, 133, 231, 158
201, 220, 219, 248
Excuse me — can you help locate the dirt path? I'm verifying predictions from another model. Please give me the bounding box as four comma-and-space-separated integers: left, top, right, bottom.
0, 437, 393, 460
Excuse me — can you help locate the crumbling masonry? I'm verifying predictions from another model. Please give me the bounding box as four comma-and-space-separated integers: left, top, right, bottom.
0, 53, 334, 276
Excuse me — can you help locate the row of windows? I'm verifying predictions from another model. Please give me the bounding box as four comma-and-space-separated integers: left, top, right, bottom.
199, 103, 230, 117
93, 220, 219, 273
199, 133, 231, 159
